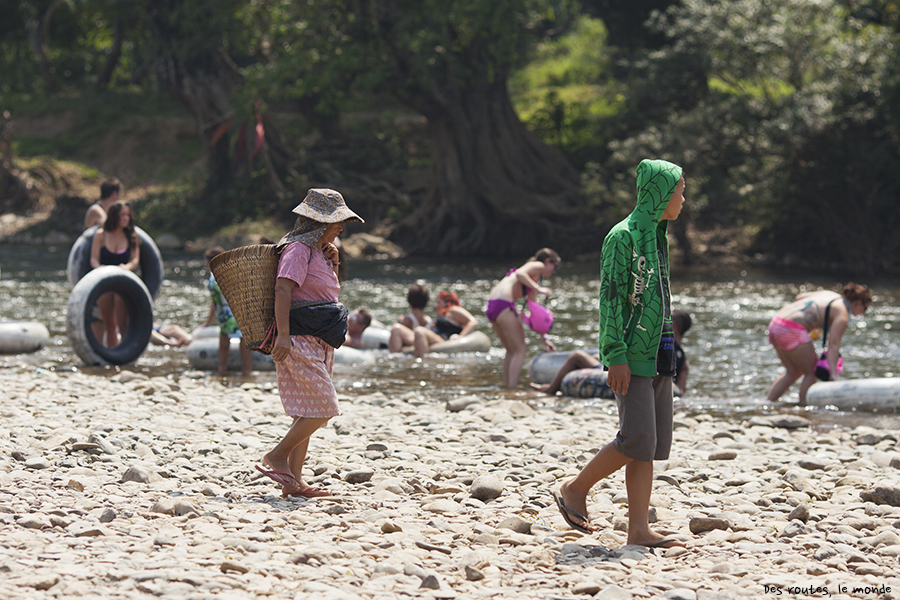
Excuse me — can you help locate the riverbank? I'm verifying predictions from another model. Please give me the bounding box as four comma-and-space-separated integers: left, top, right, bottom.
1, 367, 899, 599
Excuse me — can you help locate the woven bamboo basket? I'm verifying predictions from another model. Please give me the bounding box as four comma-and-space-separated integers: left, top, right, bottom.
208, 244, 279, 354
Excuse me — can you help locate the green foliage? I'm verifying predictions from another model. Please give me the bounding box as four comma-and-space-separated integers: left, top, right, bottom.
0, 0, 147, 94
510, 16, 624, 161
2, 0, 899, 268
583, 0, 900, 271
11, 92, 199, 182
239, 0, 579, 119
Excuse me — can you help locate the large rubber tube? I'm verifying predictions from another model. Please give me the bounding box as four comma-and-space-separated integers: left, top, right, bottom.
335, 346, 377, 365
67, 226, 164, 300
0, 321, 50, 354
560, 368, 613, 399
185, 337, 376, 370
186, 337, 276, 372
806, 377, 900, 409
530, 350, 601, 384
429, 331, 492, 354
361, 327, 391, 350
66, 266, 154, 366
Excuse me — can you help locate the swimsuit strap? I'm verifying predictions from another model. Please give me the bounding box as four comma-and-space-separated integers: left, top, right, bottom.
822, 298, 837, 348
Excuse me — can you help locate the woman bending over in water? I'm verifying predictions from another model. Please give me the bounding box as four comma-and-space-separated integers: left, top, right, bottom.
485, 248, 560, 388
767, 282, 871, 406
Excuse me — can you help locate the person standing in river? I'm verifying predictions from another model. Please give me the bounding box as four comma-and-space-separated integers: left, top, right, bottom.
766, 283, 872, 406
84, 177, 122, 230
553, 158, 687, 549
89, 202, 140, 346
256, 188, 363, 498
485, 248, 560, 388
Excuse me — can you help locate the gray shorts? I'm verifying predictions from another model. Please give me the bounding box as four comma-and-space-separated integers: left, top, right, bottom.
612, 375, 674, 462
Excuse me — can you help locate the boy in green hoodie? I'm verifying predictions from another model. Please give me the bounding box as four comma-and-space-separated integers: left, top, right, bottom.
553, 159, 687, 549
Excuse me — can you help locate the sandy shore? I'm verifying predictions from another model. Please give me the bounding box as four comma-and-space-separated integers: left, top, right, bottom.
1, 366, 899, 599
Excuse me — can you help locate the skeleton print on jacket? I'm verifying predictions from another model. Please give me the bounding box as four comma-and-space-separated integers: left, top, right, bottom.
598, 159, 682, 378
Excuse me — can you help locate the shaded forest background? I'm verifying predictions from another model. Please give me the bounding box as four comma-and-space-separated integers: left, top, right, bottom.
1, 0, 899, 273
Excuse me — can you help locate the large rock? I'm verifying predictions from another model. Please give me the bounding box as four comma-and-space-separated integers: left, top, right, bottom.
120, 465, 163, 484
470, 475, 504, 501
154, 232, 183, 250
860, 485, 900, 507
689, 516, 730, 534
341, 233, 403, 259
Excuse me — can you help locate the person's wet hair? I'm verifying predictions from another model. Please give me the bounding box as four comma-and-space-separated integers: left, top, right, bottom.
407, 283, 429, 310
672, 310, 692, 335
438, 290, 460, 307
103, 202, 136, 247
842, 282, 872, 308
205, 247, 225, 263
355, 308, 372, 327
100, 177, 121, 200
531, 248, 561, 266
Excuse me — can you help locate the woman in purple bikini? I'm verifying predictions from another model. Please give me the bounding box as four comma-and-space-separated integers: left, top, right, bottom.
485, 248, 560, 388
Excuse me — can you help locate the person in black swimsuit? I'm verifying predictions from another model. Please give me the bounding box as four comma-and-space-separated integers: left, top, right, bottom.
672, 310, 691, 395
89, 203, 141, 346
396, 290, 479, 358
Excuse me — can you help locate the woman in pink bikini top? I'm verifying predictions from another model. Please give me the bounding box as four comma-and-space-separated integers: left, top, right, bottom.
766, 282, 871, 406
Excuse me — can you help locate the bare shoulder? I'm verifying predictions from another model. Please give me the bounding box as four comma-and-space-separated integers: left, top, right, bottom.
450, 305, 475, 320
519, 260, 544, 276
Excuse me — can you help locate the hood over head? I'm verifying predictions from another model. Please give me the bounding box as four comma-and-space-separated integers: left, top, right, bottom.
634, 159, 683, 224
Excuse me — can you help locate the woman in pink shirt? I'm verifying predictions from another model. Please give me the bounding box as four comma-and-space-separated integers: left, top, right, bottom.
255, 189, 363, 498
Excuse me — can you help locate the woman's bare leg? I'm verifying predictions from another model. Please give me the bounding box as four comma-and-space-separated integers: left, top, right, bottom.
217, 334, 230, 375
113, 293, 128, 341
531, 350, 600, 395
493, 309, 527, 388
288, 437, 311, 487
767, 342, 816, 403
413, 327, 444, 358
388, 324, 415, 353
264, 416, 330, 480
97, 292, 117, 347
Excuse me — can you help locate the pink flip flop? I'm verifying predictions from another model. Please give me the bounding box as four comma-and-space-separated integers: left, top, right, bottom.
254, 464, 300, 489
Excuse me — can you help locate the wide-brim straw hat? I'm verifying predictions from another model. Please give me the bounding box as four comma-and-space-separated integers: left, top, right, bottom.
208, 244, 279, 354
292, 188, 364, 224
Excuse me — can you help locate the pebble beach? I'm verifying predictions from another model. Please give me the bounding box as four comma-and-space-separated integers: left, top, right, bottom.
2, 366, 900, 600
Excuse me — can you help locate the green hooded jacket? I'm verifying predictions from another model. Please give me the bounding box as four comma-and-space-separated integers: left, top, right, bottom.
598, 159, 682, 376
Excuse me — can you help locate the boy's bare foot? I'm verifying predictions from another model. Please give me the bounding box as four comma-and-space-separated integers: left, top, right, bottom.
628, 533, 686, 549
529, 382, 551, 393
553, 480, 594, 533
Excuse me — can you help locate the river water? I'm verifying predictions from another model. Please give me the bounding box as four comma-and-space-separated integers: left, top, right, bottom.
1, 245, 898, 431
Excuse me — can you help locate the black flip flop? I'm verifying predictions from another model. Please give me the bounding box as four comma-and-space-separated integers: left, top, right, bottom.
552, 489, 594, 534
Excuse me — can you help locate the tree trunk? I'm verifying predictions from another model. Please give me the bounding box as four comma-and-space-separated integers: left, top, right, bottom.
150, 49, 241, 189
95, 19, 124, 90
25, 0, 65, 93
0, 111, 40, 214
390, 79, 587, 257
669, 213, 694, 266
144, 3, 301, 216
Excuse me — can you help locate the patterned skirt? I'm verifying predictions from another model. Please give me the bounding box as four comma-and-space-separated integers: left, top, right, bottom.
275, 335, 339, 418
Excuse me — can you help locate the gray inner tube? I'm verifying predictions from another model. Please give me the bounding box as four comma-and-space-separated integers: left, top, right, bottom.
67, 226, 163, 299
66, 266, 154, 366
